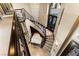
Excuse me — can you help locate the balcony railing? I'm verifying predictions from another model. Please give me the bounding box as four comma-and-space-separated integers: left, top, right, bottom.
8, 12, 30, 56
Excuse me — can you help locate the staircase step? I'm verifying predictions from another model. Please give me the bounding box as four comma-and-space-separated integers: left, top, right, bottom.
43, 41, 52, 47
46, 36, 54, 38
42, 35, 54, 49
46, 39, 54, 42
47, 38, 53, 41
43, 47, 51, 52
46, 41, 53, 44
46, 41, 53, 45
43, 40, 53, 53
43, 46, 51, 52
46, 38, 54, 41
44, 44, 52, 49
46, 35, 53, 37
46, 38, 54, 40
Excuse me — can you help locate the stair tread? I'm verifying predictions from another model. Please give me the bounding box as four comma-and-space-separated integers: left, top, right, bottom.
44, 43, 53, 47
46, 39, 54, 41
46, 41, 53, 44
43, 46, 51, 52
44, 44, 52, 49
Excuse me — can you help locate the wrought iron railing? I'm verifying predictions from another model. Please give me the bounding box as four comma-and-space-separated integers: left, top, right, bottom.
8, 12, 30, 56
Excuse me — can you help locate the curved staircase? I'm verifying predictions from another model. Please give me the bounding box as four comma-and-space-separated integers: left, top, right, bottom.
15, 8, 54, 56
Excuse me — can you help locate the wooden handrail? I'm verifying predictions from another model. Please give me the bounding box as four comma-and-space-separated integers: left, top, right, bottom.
8, 12, 30, 56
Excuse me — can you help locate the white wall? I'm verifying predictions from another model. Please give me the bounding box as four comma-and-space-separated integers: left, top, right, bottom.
12, 3, 32, 15
0, 15, 13, 55
30, 3, 40, 21
39, 3, 49, 27
51, 4, 79, 56
12, 3, 40, 21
